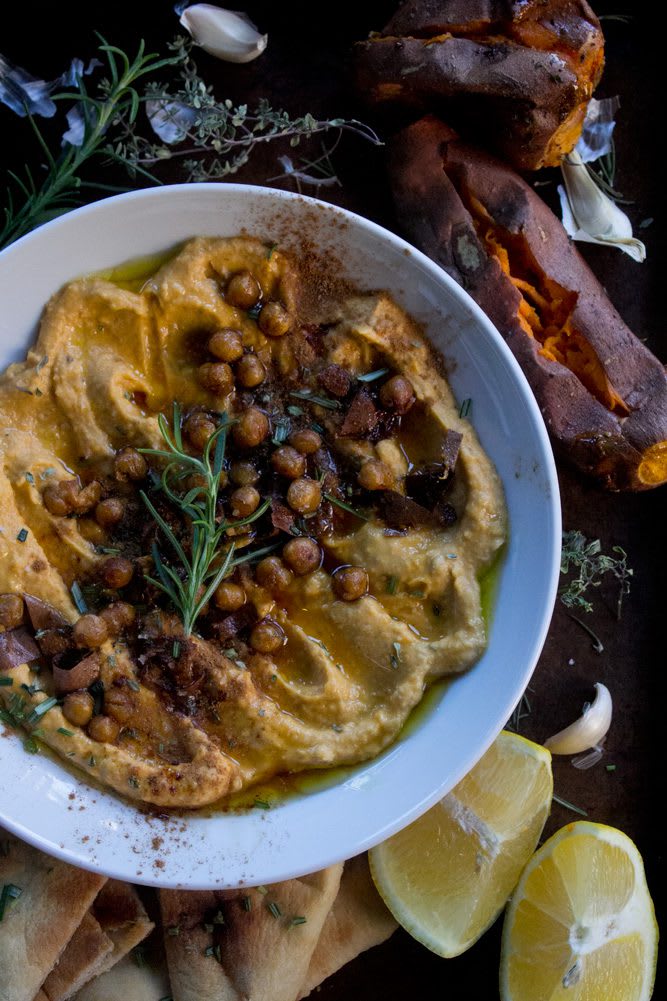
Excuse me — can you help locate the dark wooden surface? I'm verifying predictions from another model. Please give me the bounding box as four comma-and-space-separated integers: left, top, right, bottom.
1, 4, 663, 997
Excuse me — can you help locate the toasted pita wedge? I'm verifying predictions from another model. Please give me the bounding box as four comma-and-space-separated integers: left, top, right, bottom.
160, 865, 343, 1001
0, 834, 106, 1001
73, 950, 170, 1001
299, 855, 397, 998
40, 881, 154, 1001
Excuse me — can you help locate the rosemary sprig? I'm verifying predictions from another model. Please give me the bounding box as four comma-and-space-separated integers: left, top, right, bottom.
139, 403, 268, 636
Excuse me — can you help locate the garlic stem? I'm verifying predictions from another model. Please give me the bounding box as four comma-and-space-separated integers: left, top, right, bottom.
544, 683, 612, 755
179, 5, 268, 64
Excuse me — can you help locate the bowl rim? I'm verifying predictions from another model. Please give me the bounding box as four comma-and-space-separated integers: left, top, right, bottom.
0, 183, 561, 887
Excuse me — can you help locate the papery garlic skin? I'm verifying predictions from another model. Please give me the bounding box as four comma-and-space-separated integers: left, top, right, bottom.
179, 5, 267, 64
544, 682, 612, 755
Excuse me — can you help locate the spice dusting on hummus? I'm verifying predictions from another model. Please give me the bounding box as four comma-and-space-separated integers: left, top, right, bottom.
0, 236, 506, 808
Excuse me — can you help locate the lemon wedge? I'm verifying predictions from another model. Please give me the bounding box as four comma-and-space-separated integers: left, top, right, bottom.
500, 821, 658, 1001
369, 730, 553, 957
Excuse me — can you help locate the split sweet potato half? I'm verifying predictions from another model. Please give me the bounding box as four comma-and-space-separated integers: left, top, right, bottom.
389, 116, 667, 490
355, 0, 604, 170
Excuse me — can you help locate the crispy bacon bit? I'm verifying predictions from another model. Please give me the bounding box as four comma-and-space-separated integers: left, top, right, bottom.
405, 430, 462, 508
0, 626, 40, 671
318, 364, 352, 398
379, 491, 435, 530
270, 498, 296, 534
211, 603, 257, 642
23, 593, 69, 631
36, 628, 73, 658
52, 651, 101, 694
313, 447, 340, 494
340, 389, 379, 438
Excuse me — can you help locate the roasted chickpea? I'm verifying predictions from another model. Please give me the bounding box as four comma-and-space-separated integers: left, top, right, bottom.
95, 497, 125, 528
230, 460, 260, 486
184, 412, 216, 450
208, 328, 244, 362
75, 481, 102, 513
250, 618, 285, 654
73, 614, 109, 649
379, 375, 415, 414
100, 557, 134, 589
213, 581, 246, 612
230, 485, 260, 518
114, 447, 147, 482
282, 537, 322, 576
103, 686, 134, 725
198, 362, 234, 397
358, 459, 394, 491
256, 556, 293, 593
232, 407, 269, 448
43, 478, 99, 516
288, 428, 322, 455
258, 301, 290, 338
62, 691, 94, 727
286, 477, 321, 514
100, 601, 136, 635
87, 714, 120, 743
332, 565, 369, 602
0, 593, 24, 629
236, 353, 266, 388
271, 446, 306, 480
226, 270, 261, 309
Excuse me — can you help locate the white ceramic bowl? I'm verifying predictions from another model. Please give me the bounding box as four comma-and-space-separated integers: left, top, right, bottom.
0, 184, 560, 888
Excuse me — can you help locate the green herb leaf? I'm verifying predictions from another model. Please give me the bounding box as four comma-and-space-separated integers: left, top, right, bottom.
0, 883, 22, 921
357, 368, 389, 383
324, 493, 370, 521
289, 390, 341, 411
16, 528, 28, 543
70, 581, 88, 614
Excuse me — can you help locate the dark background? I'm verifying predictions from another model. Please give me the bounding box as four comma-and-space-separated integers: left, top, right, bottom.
1, 4, 663, 997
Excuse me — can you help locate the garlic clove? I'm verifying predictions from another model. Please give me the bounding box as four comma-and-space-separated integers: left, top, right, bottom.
559, 151, 646, 262
544, 682, 612, 756
179, 5, 268, 64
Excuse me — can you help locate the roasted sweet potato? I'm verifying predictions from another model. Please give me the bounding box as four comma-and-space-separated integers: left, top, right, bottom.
389, 116, 667, 490
355, 0, 604, 170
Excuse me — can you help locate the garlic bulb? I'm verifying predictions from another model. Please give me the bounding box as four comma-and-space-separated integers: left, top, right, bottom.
544, 682, 612, 755
559, 151, 645, 262
179, 5, 268, 64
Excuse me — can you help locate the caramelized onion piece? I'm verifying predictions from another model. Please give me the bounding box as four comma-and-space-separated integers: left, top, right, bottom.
52, 651, 102, 695
0, 627, 40, 671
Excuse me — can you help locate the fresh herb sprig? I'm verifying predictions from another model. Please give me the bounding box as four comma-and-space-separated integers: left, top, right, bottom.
560, 530, 633, 619
139, 404, 271, 636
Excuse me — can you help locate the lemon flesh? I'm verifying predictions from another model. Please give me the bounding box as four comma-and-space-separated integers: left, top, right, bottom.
369, 730, 553, 957
501, 821, 658, 1001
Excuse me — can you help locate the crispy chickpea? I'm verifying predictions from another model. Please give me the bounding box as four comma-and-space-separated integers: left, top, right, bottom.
75, 481, 102, 513
114, 447, 147, 482
62, 691, 94, 727
289, 428, 322, 455
184, 412, 214, 450
258, 301, 290, 338
213, 581, 246, 612
358, 459, 394, 491
0, 593, 24, 629
43, 478, 99, 516
87, 714, 120, 743
226, 270, 261, 309
100, 556, 134, 589
199, 362, 234, 397
95, 497, 125, 528
103, 686, 134, 725
232, 407, 269, 448
230, 460, 260, 486
332, 565, 369, 602
250, 618, 285, 654
73, 614, 109, 649
256, 556, 292, 593
236, 353, 266, 388
230, 485, 260, 518
286, 477, 321, 514
271, 446, 306, 480
379, 375, 415, 414
100, 601, 136, 635
208, 328, 244, 362
282, 537, 322, 576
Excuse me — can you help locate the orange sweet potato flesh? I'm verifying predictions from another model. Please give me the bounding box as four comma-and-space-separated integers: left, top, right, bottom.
389, 116, 667, 491
355, 0, 604, 170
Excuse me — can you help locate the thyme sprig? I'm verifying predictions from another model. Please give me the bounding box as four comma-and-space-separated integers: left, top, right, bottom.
560, 530, 633, 619
139, 404, 269, 636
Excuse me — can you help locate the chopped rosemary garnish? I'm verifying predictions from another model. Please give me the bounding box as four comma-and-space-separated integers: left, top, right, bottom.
139, 403, 271, 636
70, 581, 88, 614
241, 895, 252, 911
289, 915, 307, 927
172, 640, 181, 659
256, 885, 268, 895
272, 419, 291, 445
289, 389, 341, 411
287, 404, 305, 417
357, 368, 389, 383
57, 727, 75, 737
459, 398, 472, 419
26, 696, 58, 725
23, 736, 40, 754
553, 793, 588, 817
0, 678, 13, 687
266, 900, 282, 919
127, 678, 141, 691
324, 492, 370, 521
87, 754, 97, 767
16, 528, 28, 543
253, 797, 271, 810
128, 775, 140, 788
25, 472, 35, 485
0, 883, 22, 921
390, 642, 401, 670
247, 303, 262, 320
386, 575, 398, 595
166, 925, 180, 936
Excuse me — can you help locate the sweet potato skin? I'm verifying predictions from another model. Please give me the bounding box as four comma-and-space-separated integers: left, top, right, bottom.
355, 0, 603, 170
389, 116, 667, 491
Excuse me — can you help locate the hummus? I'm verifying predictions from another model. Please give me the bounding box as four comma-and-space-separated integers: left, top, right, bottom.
0, 237, 506, 808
